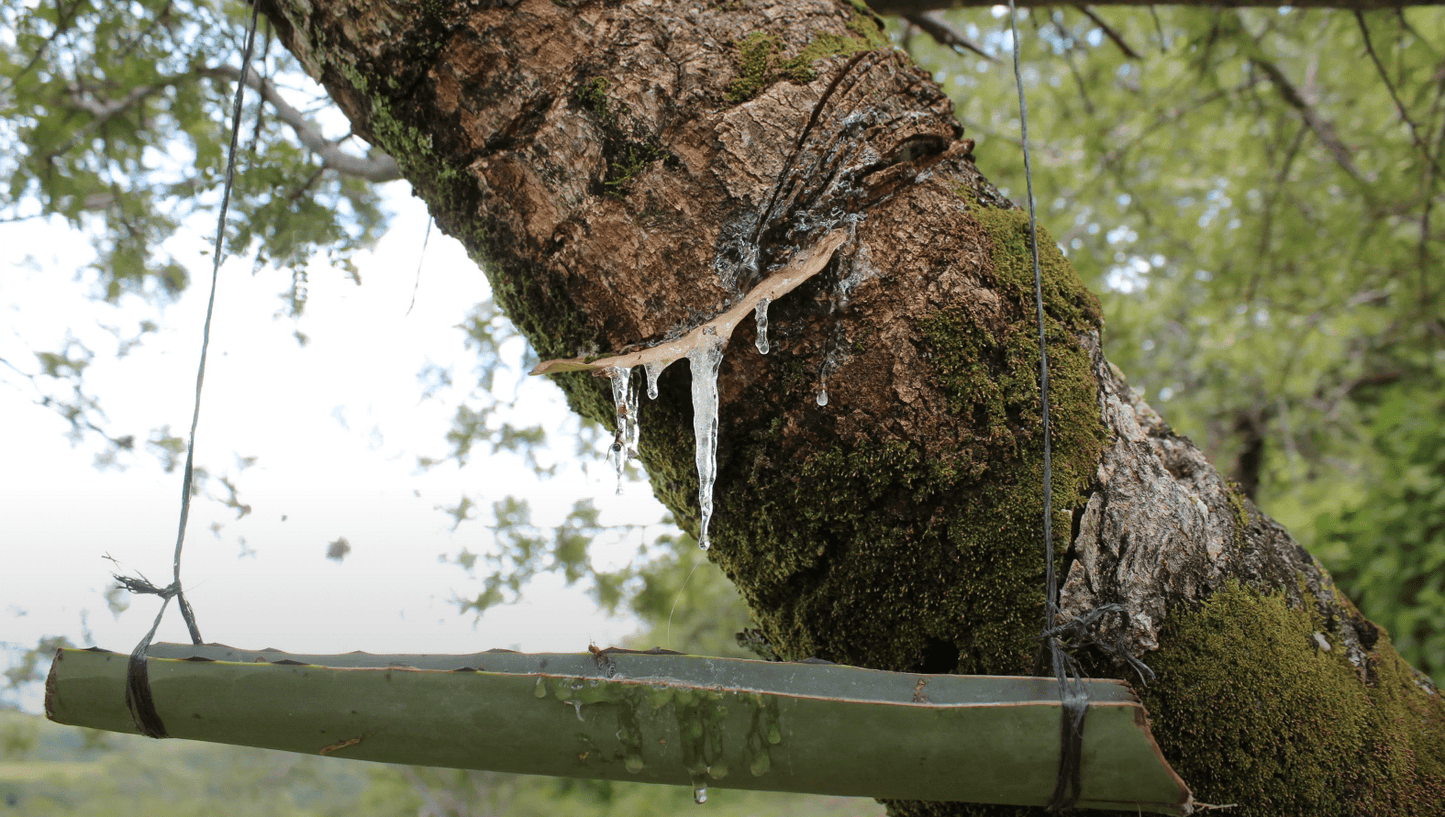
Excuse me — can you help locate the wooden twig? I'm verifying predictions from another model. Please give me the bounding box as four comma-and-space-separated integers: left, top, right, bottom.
1072, 6, 1141, 60
531, 230, 848, 377
1354, 11, 1443, 178
903, 12, 996, 62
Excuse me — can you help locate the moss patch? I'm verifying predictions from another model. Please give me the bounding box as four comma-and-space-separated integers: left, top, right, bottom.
575, 76, 613, 123
708, 202, 1108, 677
967, 206, 1102, 331
1139, 581, 1445, 815
723, 8, 890, 104
572, 76, 676, 199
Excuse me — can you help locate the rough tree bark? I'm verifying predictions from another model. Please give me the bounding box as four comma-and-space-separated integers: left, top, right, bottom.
258, 0, 1444, 813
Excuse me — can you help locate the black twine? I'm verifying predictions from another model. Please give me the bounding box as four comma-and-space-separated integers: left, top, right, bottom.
119, 0, 261, 739
1003, 1, 1087, 810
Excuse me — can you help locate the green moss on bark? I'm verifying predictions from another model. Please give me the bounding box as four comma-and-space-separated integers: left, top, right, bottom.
723, 5, 890, 104
705, 203, 1107, 676
1139, 580, 1445, 815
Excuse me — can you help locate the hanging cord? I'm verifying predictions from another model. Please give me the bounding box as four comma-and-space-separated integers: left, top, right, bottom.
117, 0, 262, 740
1003, 2, 1087, 810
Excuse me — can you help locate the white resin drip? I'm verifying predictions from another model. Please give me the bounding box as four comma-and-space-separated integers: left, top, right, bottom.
687, 329, 726, 550
816, 388, 828, 407
608, 366, 638, 495
754, 296, 771, 355
644, 360, 667, 400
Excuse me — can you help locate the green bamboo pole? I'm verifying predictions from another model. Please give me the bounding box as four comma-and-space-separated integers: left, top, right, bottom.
46, 644, 1192, 813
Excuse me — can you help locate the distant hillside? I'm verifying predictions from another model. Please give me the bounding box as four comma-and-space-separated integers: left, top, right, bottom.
1, 709, 881, 816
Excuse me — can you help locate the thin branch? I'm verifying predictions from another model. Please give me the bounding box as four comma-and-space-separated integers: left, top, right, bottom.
1354, 11, 1443, 177
1073, 6, 1141, 60
1047, 15, 1097, 114
1097, 80, 1255, 168
1148, 5, 1169, 53
1249, 56, 1368, 187
50, 65, 401, 183
1243, 123, 1308, 304
1, 0, 83, 94
46, 83, 166, 161
204, 66, 401, 182
1353, 11, 1444, 312
902, 12, 995, 62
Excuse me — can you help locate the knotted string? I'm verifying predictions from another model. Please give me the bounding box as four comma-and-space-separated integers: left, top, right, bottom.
1002, 1, 1087, 809
118, 0, 261, 739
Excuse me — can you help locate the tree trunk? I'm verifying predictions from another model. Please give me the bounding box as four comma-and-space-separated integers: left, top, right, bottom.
868, 0, 1445, 11
258, 0, 1445, 812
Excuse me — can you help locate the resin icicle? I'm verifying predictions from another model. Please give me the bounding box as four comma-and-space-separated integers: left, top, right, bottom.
607, 366, 637, 495
754, 297, 770, 355
687, 329, 726, 550
644, 360, 666, 401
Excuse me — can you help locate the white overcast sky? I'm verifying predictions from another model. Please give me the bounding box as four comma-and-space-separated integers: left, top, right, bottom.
0, 189, 681, 712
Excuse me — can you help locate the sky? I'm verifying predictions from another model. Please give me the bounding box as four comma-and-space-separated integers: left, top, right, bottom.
0, 190, 679, 712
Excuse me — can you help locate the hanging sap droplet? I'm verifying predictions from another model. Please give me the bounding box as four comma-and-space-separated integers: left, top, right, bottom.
767, 723, 782, 745
533, 677, 547, 698
645, 360, 666, 400
687, 330, 726, 551
688, 769, 710, 804
815, 388, 828, 407
754, 296, 770, 355
625, 752, 645, 773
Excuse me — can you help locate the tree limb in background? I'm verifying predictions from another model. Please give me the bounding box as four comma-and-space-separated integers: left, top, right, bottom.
1072, 5, 1141, 59
206, 66, 401, 182
50, 66, 400, 183
902, 12, 995, 61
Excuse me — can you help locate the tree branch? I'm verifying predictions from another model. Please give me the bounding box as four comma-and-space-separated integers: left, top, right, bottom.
56, 65, 401, 183
1249, 56, 1368, 187
1354, 12, 1443, 177
203, 66, 401, 182
902, 12, 995, 61
1072, 5, 1141, 59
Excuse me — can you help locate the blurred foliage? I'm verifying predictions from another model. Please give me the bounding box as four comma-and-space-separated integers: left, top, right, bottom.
2, 636, 72, 692
1, 0, 389, 467
0, 0, 387, 301
1315, 388, 1445, 678
902, 5, 1444, 681
445, 501, 758, 661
